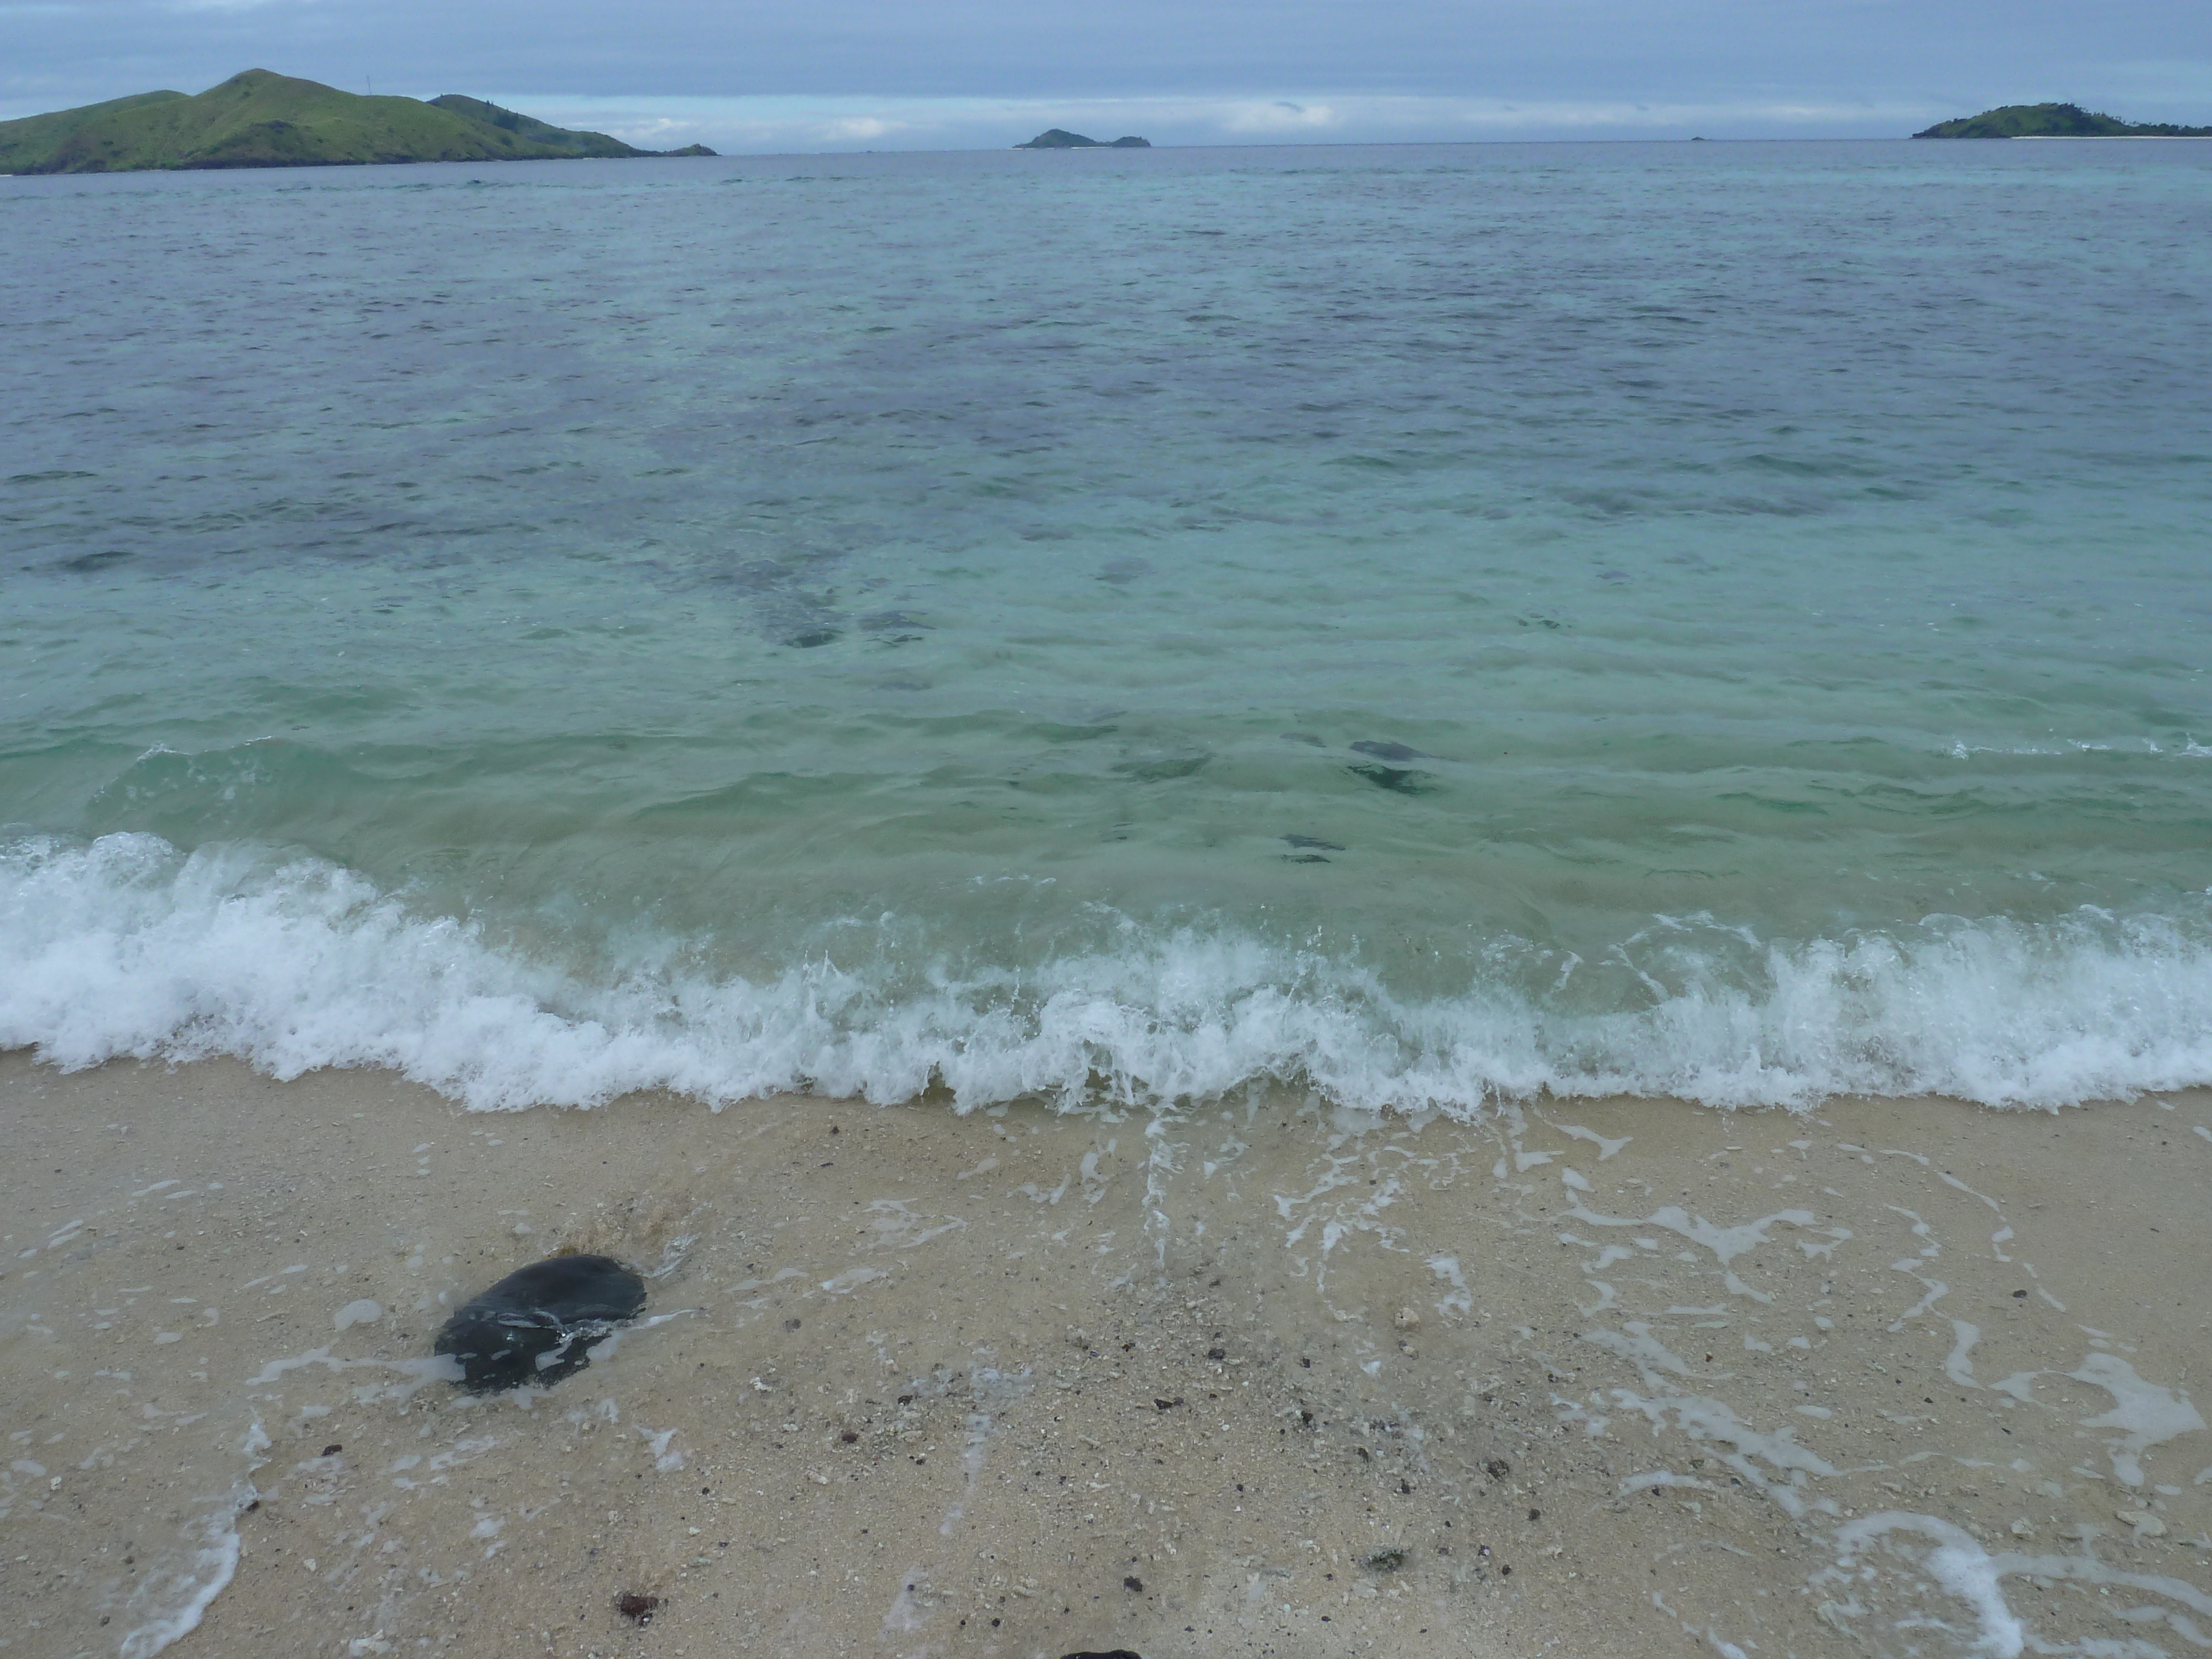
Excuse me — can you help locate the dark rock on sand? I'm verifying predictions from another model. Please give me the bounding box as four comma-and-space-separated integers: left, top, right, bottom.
433, 1253, 645, 1392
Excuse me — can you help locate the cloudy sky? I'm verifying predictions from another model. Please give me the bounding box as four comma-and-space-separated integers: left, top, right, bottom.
4, 0, 2209, 151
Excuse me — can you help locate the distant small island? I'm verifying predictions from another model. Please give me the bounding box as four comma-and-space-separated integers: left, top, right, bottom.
1914, 102, 2212, 139
0, 70, 719, 175
1015, 129, 1152, 150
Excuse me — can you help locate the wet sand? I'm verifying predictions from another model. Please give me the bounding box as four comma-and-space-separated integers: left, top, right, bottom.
3, 1053, 2209, 1659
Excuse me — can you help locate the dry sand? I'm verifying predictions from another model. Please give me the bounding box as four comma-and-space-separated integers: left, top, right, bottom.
3, 1052, 2209, 1658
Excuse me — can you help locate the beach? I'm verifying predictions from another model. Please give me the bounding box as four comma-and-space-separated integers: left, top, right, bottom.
6, 1053, 2208, 1657
7, 140, 2212, 1659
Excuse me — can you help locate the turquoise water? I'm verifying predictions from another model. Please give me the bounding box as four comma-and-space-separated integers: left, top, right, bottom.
5, 141, 2212, 1110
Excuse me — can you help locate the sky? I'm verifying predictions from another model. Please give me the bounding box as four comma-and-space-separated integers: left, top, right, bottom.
4, 0, 2210, 151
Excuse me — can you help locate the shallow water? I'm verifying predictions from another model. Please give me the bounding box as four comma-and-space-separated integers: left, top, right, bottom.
4, 141, 2212, 1110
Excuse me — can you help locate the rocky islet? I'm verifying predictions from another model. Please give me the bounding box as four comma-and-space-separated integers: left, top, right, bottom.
1015, 128, 1152, 149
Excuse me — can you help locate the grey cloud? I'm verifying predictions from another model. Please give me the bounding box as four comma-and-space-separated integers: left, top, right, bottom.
3, 0, 2209, 139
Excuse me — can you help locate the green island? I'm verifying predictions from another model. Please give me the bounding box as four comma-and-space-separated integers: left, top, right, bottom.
1914, 102, 2212, 139
0, 69, 718, 174
1014, 129, 1152, 149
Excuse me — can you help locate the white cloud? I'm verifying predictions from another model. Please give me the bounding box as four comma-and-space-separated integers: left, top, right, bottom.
1222, 100, 1343, 133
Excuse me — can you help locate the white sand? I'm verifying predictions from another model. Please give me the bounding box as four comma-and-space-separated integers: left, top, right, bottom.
3, 1052, 2209, 1658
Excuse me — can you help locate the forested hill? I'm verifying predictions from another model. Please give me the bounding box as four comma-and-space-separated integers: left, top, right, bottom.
1914, 102, 2212, 138
0, 71, 715, 174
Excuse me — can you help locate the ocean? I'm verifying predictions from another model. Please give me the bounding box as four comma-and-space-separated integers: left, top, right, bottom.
5, 138, 2212, 1116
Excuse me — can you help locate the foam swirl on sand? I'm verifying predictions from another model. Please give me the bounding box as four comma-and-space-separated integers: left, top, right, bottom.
7, 832, 2212, 1114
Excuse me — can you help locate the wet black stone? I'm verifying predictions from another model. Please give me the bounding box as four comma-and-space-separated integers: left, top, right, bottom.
433, 1254, 645, 1392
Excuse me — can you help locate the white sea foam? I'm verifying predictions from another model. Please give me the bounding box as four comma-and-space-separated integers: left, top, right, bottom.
116, 1491, 246, 1659
8, 832, 2212, 1115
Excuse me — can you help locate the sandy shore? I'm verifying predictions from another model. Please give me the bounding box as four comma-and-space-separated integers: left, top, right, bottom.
3, 1054, 2209, 1659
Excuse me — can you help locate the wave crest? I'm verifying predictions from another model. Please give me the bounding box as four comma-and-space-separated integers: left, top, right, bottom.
6, 833, 2211, 1114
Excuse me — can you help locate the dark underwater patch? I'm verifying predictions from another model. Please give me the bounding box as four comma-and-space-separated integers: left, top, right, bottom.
1349, 740, 1430, 763
1349, 763, 1436, 795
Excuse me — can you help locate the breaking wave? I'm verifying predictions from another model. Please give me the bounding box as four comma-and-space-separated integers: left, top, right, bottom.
7, 832, 2212, 1116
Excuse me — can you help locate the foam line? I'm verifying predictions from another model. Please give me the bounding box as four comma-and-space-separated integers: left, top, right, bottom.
117, 1498, 244, 1659
10, 832, 2212, 1114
